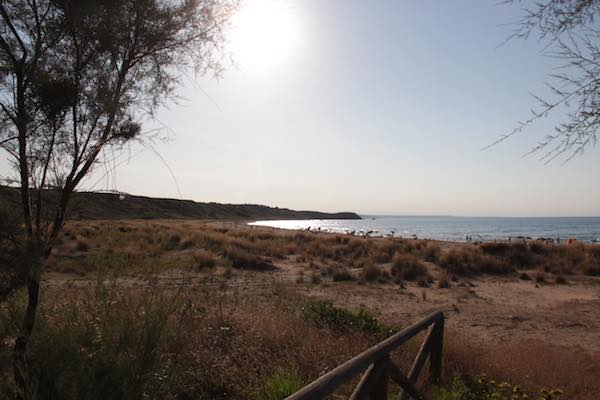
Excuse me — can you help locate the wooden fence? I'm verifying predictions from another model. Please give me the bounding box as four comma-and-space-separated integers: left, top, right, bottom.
285, 310, 444, 400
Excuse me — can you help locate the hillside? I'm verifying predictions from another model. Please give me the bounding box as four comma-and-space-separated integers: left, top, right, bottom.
0, 186, 361, 221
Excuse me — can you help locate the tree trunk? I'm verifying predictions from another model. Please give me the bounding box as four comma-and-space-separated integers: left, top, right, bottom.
13, 252, 42, 400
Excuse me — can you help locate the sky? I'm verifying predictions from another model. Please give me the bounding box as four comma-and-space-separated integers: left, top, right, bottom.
4, 0, 600, 217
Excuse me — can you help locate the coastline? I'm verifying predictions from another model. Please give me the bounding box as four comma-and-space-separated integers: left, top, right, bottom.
248, 216, 600, 243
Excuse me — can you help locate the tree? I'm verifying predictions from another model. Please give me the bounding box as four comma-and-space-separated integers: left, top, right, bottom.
493, 0, 600, 163
0, 0, 236, 397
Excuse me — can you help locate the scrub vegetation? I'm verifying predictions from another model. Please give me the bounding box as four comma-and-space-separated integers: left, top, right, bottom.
2, 219, 595, 399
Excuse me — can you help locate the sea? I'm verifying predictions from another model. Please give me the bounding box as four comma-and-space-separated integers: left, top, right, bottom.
248, 216, 600, 243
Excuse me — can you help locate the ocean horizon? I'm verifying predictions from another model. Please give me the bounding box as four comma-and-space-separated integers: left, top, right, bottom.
249, 215, 600, 243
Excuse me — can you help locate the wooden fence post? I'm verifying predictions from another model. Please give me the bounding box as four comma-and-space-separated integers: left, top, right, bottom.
370, 356, 389, 400
285, 311, 444, 400
429, 317, 444, 384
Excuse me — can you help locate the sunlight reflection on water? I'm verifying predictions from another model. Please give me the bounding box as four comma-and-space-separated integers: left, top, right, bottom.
249, 216, 600, 243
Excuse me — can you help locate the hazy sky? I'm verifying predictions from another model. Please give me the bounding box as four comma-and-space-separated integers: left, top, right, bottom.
4, 1, 600, 216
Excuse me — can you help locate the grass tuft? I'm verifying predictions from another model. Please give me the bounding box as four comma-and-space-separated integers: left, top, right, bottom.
303, 301, 381, 335
251, 367, 305, 400
391, 253, 429, 281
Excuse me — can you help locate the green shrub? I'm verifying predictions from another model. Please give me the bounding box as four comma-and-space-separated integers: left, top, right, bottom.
303, 301, 381, 335
432, 374, 564, 400
252, 367, 305, 400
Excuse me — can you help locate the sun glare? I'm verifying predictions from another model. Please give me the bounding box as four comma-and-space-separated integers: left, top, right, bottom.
228, 0, 301, 74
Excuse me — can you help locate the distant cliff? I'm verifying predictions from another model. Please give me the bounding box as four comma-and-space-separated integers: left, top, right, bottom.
0, 186, 361, 221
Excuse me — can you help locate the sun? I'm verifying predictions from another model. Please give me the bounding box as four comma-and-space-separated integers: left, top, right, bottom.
228, 0, 301, 74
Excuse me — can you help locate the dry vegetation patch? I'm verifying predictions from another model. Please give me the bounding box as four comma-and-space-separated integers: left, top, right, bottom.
12, 219, 597, 399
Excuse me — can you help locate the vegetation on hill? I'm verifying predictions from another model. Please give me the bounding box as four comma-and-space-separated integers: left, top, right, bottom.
0, 186, 360, 221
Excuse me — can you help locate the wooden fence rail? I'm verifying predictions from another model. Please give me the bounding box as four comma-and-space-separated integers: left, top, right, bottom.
285, 310, 444, 400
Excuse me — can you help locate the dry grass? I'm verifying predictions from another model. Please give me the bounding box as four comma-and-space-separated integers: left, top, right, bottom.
0, 279, 391, 399
438, 246, 513, 276
4, 219, 597, 398
391, 253, 430, 281
45, 220, 600, 285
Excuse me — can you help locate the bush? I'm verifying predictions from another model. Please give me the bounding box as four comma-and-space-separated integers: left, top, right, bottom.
480, 242, 534, 268
534, 271, 546, 283
439, 246, 512, 276
505, 243, 535, 267
252, 367, 305, 400
195, 251, 216, 270
584, 260, 600, 276
529, 241, 549, 255
479, 242, 510, 256
438, 271, 451, 288
391, 253, 428, 281
180, 238, 195, 250
303, 301, 381, 335
162, 234, 181, 251
331, 268, 354, 282
224, 248, 277, 271
519, 272, 531, 280
75, 240, 90, 252
438, 247, 477, 275
432, 374, 564, 400
310, 273, 321, 284
360, 264, 381, 282
421, 242, 441, 262
0, 284, 193, 400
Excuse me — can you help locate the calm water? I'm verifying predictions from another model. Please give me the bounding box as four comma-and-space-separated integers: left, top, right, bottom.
249, 216, 600, 243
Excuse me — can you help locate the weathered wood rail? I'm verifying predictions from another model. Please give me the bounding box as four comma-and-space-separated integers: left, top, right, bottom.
285, 310, 444, 400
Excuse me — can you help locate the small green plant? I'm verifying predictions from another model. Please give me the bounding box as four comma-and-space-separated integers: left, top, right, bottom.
303, 301, 381, 335
432, 374, 564, 400
252, 367, 305, 400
